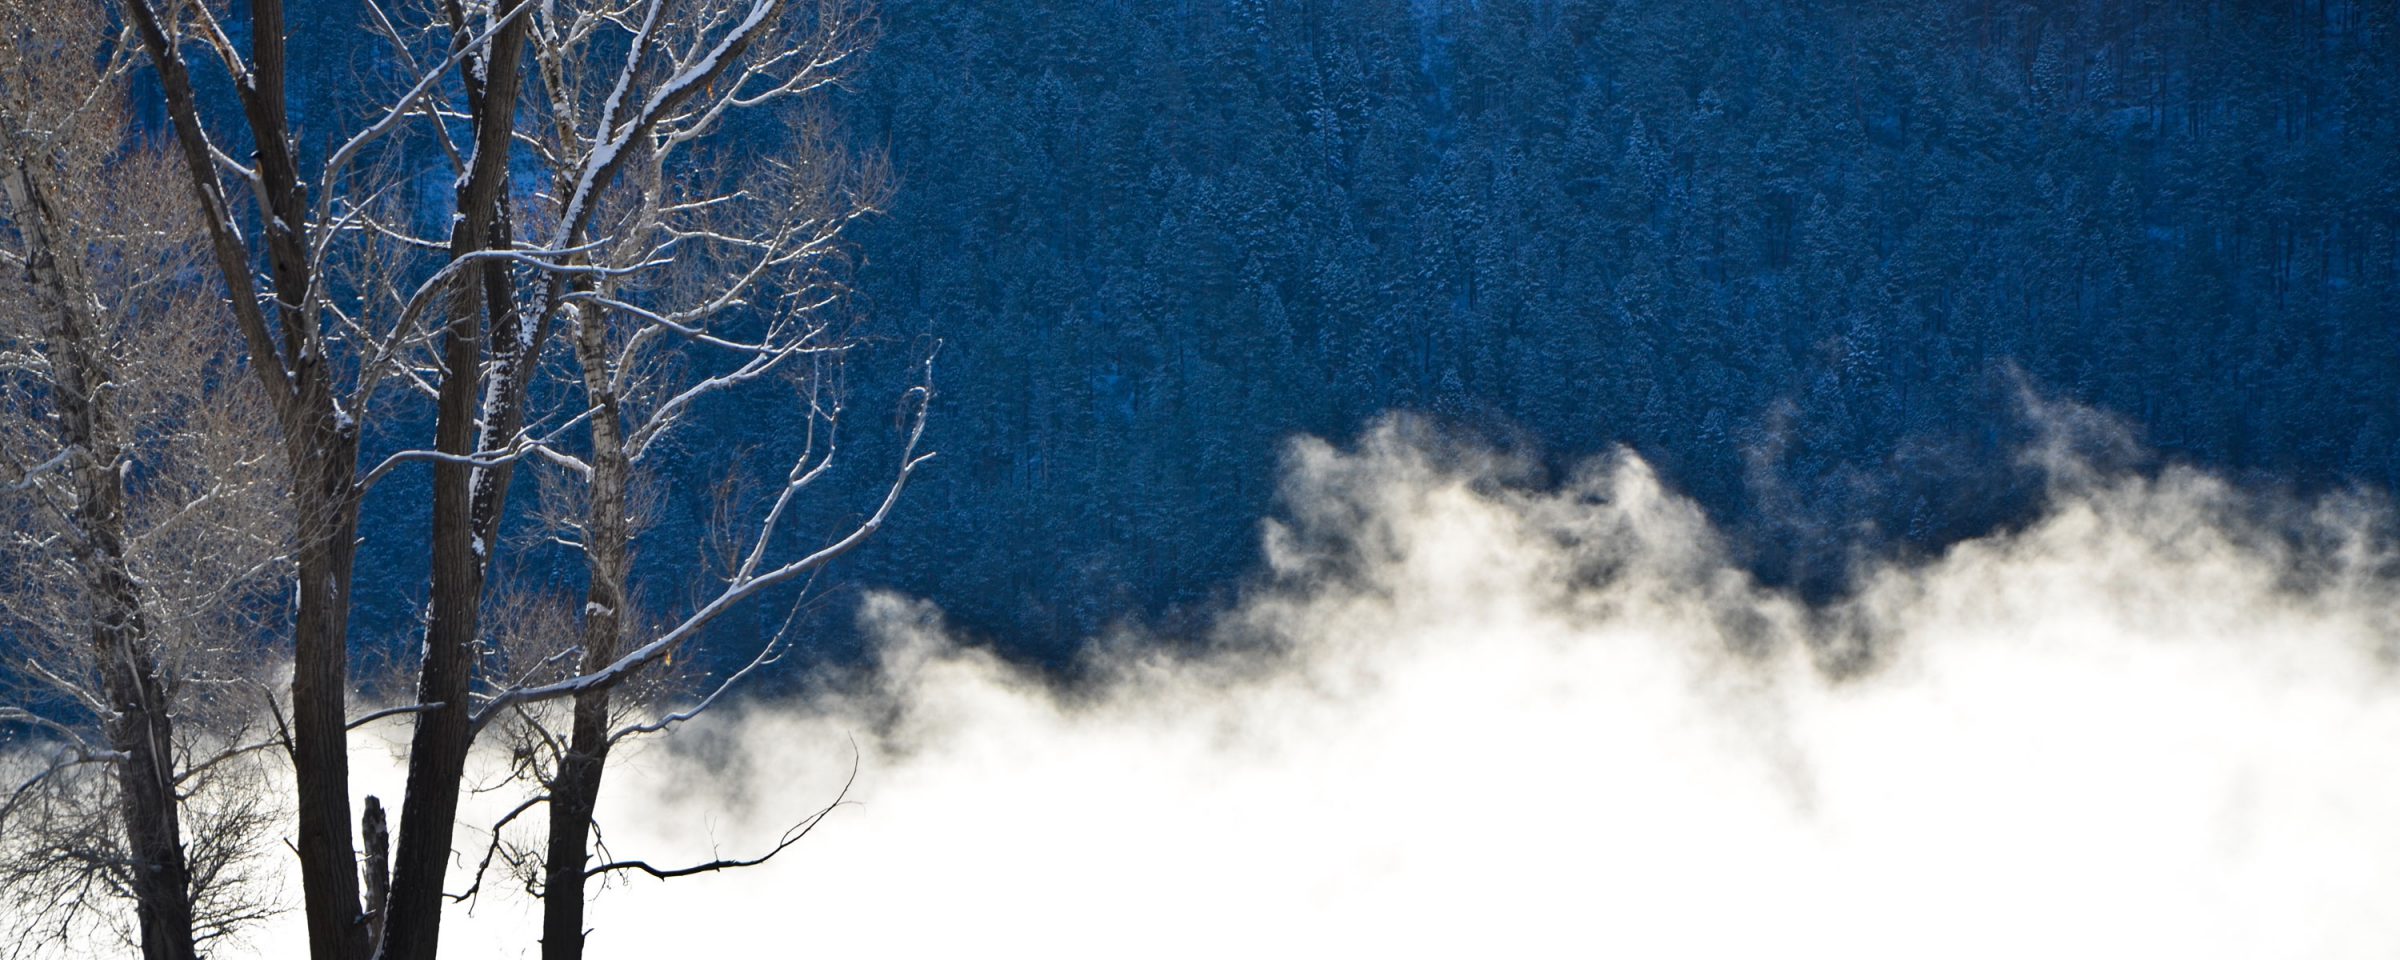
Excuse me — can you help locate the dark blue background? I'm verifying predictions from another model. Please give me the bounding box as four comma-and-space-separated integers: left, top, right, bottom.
321, 0, 2398, 672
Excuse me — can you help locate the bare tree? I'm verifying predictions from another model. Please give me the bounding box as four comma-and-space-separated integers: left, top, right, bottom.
489, 13, 918, 947
110, 0, 399, 952
0, 4, 290, 956
441, 4, 926, 957
100, 1, 924, 958
101, 0, 577, 953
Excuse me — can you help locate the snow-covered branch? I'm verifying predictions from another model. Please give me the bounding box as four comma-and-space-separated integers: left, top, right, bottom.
3, 447, 76, 493
359, 411, 595, 493
469, 355, 932, 733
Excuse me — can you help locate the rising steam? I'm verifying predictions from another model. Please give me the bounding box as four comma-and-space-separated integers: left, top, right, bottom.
269, 417, 2400, 956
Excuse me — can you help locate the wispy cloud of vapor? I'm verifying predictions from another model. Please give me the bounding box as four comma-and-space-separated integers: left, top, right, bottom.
288, 418, 2400, 957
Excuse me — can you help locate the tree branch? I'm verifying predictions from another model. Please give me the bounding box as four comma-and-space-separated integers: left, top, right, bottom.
582, 746, 855, 882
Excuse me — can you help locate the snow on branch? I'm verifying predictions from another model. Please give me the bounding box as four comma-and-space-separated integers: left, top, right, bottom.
3, 448, 77, 492
359, 410, 594, 493
468, 353, 934, 734
314, 0, 544, 241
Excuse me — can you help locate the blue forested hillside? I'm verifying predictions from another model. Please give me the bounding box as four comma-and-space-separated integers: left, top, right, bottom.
341, 0, 2397, 668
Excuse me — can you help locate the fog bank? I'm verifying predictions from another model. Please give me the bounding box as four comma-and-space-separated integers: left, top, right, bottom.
290, 420, 2400, 957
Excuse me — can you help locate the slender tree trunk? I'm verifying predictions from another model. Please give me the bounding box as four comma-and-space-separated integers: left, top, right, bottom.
535, 683, 617, 960
102, 659, 197, 960
1, 146, 198, 960
375, 183, 494, 960
378, 7, 536, 958
288, 439, 367, 960
93, 531, 197, 960
540, 303, 634, 960
90, 501, 197, 960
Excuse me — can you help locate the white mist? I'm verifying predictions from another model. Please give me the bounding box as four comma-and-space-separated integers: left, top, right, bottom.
248, 421, 2400, 958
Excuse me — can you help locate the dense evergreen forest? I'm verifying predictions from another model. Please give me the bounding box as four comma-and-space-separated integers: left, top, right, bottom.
801, 0, 2398, 660
316, 0, 2394, 667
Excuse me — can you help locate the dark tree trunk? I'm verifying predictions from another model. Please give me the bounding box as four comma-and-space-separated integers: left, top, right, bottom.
120, 3, 370, 955
377, 6, 536, 958
1, 144, 198, 960
287, 440, 367, 960
540, 303, 635, 960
